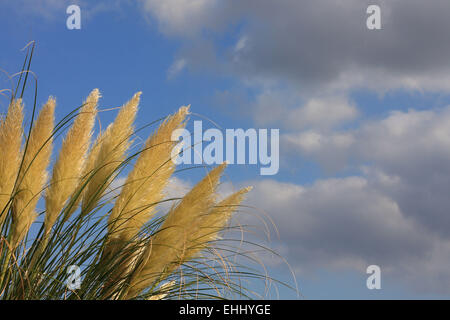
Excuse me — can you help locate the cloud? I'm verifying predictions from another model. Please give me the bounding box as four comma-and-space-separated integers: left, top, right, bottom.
283, 130, 355, 172
167, 58, 187, 79
138, 0, 221, 37
285, 96, 359, 130
154, 174, 240, 213
248, 105, 450, 293
167, 58, 186, 79
245, 175, 450, 293
284, 105, 450, 172
154, 176, 192, 213
10, 0, 450, 92
6, 0, 73, 20
214, 86, 359, 132
141, 0, 450, 93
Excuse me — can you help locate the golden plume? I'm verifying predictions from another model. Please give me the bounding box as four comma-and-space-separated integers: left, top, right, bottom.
107, 106, 189, 242
0, 99, 23, 228
63, 126, 106, 221
44, 89, 99, 235
125, 163, 240, 298
11, 97, 55, 247
81, 92, 141, 214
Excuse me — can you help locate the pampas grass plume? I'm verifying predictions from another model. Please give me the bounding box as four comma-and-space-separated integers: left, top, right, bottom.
81, 92, 141, 213
11, 97, 55, 247
0, 99, 24, 228
44, 89, 99, 235
108, 105, 189, 242
0, 79, 271, 299
126, 163, 232, 298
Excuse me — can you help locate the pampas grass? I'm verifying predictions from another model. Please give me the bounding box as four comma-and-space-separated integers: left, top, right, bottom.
0, 43, 295, 300
11, 97, 54, 248
0, 99, 23, 229
44, 90, 98, 237
125, 170, 252, 299
81, 92, 140, 214
107, 105, 189, 243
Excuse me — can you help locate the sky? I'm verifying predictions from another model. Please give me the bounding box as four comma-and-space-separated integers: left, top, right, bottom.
2, 0, 450, 299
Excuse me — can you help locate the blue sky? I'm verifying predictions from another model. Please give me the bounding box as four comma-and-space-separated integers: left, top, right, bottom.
3, 0, 450, 299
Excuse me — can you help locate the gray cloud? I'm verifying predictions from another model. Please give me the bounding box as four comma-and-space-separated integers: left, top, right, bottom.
254, 105, 450, 293
13, 1, 450, 92
141, 0, 450, 92
212, 87, 359, 132
245, 175, 450, 294
284, 106, 450, 235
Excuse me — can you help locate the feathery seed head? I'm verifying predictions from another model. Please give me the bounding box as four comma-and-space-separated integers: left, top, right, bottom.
108, 105, 189, 242
0, 86, 263, 299
44, 90, 99, 235
125, 163, 230, 298
0, 99, 24, 227
11, 97, 55, 247
81, 92, 141, 214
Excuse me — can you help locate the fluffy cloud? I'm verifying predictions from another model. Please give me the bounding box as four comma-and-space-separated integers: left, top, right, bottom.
284, 105, 450, 175
141, 0, 450, 92
250, 105, 450, 293
6, 0, 72, 20
283, 130, 354, 171
214, 87, 359, 131
245, 176, 450, 293
138, 0, 221, 36
11, 1, 450, 92
285, 97, 359, 130
167, 58, 187, 79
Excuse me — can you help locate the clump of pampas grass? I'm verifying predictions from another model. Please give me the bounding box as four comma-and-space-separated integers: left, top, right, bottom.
0, 44, 292, 300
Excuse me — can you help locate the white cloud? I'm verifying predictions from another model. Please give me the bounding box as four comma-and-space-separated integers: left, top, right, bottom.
241, 87, 359, 131
234, 36, 247, 53
250, 105, 450, 293
11, 0, 450, 92
138, 0, 220, 36
286, 97, 358, 130
284, 106, 450, 172
167, 58, 187, 79
139, 0, 450, 93
155, 176, 192, 213
283, 130, 355, 171
245, 176, 450, 293
155, 174, 240, 212
9, 0, 73, 20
